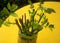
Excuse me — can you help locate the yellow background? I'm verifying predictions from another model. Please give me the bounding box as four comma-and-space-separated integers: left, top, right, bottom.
0, 2, 60, 43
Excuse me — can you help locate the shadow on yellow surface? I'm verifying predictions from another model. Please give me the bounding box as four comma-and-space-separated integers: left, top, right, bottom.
0, 2, 60, 43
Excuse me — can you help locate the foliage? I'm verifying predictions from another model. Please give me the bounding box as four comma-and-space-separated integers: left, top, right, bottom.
0, 0, 55, 40
0, 3, 18, 27
15, 0, 55, 37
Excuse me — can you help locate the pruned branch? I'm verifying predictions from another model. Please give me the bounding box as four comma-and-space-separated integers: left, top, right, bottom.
15, 19, 21, 30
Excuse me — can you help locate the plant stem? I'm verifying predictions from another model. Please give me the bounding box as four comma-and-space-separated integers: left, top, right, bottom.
15, 19, 21, 31
19, 16, 24, 28
38, 13, 44, 23
24, 13, 26, 25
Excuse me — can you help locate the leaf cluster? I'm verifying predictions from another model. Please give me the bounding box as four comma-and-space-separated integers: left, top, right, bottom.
15, 0, 55, 37
0, 3, 18, 27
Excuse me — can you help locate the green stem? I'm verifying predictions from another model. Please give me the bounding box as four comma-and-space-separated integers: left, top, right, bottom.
38, 13, 44, 23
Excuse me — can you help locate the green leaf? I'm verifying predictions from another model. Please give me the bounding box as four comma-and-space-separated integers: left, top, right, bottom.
4, 21, 10, 27
37, 25, 43, 30
28, 0, 34, 8
45, 8, 56, 14
49, 24, 54, 31
3, 7, 9, 14
42, 18, 48, 25
32, 22, 43, 31
7, 2, 11, 10
33, 25, 43, 34
11, 4, 18, 12
32, 23, 38, 29
0, 19, 3, 27
39, 0, 44, 4
40, 6, 56, 14
10, 13, 18, 17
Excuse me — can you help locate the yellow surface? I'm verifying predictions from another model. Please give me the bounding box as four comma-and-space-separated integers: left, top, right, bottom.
0, 2, 60, 43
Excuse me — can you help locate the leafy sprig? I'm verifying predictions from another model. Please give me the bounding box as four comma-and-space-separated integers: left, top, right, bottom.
0, 3, 18, 27
15, 0, 55, 37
